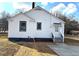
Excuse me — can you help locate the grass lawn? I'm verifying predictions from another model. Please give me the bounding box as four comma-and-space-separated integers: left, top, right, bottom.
0, 35, 78, 56
0, 35, 57, 56
65, 36, 79, 46
64, 35, 79, 46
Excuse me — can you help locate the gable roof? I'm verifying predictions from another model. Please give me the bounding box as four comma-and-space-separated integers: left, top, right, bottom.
25, 6, 64, 23
7, 13, 35, 22
8, 6, 64, 23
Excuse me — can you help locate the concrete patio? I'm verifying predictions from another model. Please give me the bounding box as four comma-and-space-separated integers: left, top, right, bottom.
48, 43, 79, 56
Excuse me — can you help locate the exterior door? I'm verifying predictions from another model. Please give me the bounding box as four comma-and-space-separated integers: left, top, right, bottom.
54, 23, 61, 37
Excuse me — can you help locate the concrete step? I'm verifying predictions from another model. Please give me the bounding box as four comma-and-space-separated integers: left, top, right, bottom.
54, 37, 63, 43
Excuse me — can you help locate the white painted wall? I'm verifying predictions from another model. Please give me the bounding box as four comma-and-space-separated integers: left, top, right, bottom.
26, 9, 64, 38
8, 9, 64, 39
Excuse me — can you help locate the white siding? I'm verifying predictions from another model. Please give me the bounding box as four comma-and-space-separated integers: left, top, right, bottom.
8, 14, 35, 38
8, 9, 64, 39
26, 10, 64, 38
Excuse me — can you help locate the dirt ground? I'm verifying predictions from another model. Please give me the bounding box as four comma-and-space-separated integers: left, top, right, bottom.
0, 36, 57, 56
64, 35, 79, 46
15, 42, 57, 56
0, 35, 79, 56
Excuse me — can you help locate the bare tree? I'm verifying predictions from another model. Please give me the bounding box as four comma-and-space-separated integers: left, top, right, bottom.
0, 11, 10, 33
15, 9, 24, 14
53, 11, 79, 34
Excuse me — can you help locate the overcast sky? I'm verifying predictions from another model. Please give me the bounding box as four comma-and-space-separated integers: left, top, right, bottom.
0, 2, 79, 21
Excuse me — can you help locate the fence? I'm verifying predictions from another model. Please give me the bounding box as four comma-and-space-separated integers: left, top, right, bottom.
0, 23, 8, 35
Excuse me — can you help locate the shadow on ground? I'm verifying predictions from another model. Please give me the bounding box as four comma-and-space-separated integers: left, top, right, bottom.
12, 41, 57, 56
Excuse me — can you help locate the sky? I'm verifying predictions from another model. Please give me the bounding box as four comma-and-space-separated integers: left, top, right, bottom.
0, 2, 79, 21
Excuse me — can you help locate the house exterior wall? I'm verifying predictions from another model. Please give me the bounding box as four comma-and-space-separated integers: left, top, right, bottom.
8, 9, 64, 40
26, 10, 64, 38
8, 14, 35, 38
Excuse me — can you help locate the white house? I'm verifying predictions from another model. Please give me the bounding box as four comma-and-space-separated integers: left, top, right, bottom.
8, 5, 64, 42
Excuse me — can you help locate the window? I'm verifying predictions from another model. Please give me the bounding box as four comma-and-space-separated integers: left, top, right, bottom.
37, 22, 41, 30
19, 21, 26, 32
55, 25, 59, 32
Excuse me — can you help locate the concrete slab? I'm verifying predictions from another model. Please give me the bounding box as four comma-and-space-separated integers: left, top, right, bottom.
48, 43, 79, 56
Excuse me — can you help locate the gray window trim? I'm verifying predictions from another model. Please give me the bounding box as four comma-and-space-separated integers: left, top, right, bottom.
37, 22, 42, 30
19, 21, 26, 32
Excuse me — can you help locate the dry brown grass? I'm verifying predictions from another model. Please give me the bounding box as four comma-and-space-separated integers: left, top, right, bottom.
0, 35, 20, 56
15, 42, 57, 56
65, 35, 79, 40
0, 35, 79, 56
65, 37, 79, 46
2, 35, 79, 56
0, 35, 57, 56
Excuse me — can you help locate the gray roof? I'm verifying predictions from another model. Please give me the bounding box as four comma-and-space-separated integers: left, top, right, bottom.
25, 6, 64, 22
8, 6, 64, 22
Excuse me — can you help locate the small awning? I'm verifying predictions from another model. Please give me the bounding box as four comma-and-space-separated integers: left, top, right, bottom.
53, 23, 62, 27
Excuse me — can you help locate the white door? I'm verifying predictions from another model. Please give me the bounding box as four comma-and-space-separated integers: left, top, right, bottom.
54, 23, 61, 37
